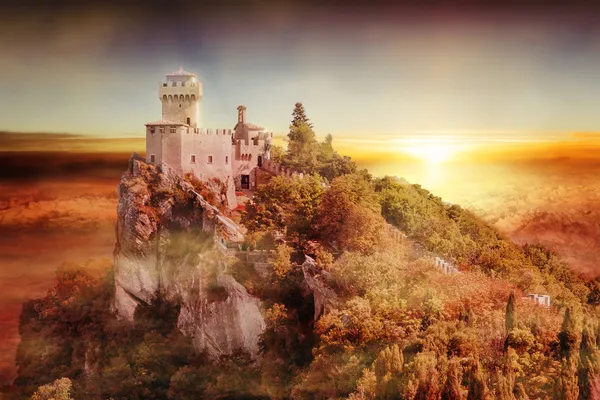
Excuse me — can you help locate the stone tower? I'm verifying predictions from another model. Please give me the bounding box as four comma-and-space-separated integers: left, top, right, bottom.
158, 67, 202, 127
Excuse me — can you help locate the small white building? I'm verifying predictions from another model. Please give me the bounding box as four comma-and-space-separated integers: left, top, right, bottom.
145, 68, 274, 199
524, 293, 551, 308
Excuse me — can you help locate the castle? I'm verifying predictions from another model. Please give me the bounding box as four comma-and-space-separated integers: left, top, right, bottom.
145, 67, 273, 197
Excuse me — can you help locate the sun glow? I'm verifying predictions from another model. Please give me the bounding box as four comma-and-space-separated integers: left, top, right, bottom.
403, 144, 457, 164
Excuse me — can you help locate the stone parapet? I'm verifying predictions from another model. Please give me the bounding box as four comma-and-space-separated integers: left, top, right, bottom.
261, 159, 304, 179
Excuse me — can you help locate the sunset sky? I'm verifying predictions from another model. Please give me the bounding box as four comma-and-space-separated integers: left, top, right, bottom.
1, 0, 600, 146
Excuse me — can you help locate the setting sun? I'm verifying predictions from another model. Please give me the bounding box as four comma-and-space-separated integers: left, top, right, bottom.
404, 144, 456, 164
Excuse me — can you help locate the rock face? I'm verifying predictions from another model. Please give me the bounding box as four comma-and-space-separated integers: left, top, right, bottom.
114, 155, 265, 358
301, 256, 338, 321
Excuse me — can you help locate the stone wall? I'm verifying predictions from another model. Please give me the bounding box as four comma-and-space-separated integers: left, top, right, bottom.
180, 128, 234, 181
146, 126, 182, 173
260, 159, 304, 179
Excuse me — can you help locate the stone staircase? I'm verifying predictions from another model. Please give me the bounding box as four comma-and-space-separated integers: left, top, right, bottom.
387, 223, 460, 275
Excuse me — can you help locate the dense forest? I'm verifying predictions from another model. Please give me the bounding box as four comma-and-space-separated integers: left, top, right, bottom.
3, 103, 600, 400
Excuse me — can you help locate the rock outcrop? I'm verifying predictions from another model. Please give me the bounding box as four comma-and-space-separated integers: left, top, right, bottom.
301, 256, 338, 321
114, 155, 265, 358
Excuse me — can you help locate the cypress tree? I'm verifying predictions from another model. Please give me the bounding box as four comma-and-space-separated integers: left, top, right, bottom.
506, 292, 517, 333
442, 360, 463, 400
579, 322, 600, 400
553, 308, 580, 400
467, 360, 486, 400
498, 348, 517, 400
390, 344, 403, 375
374, 346, 402, 399
559, 308, 578, 360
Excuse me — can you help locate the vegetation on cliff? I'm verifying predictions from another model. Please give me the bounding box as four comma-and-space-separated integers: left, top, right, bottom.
4, 103, 600, 400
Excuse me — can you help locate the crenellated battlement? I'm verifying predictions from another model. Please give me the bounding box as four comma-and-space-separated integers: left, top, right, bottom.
184, 128, 233, 135
261, 159, 304, 179
161, 81, 200, 88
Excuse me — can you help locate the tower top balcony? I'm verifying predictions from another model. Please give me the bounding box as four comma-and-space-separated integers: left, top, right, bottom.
166, 66, 196, 78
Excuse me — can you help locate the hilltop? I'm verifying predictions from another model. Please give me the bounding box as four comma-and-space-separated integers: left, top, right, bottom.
3, 105, 600, 400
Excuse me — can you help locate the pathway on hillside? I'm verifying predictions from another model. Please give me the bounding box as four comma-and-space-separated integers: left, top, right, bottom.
386, 223, 461, 275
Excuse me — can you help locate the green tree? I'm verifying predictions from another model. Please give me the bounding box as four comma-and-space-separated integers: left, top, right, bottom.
271, 243, 294, 280
167, 366, 208, 400
290, 102, 313, 129
286, 121, 321, 174
269, 144, 286, 164
242, 174, 325, 244
441, 360, 463, 400
497, 348, 518, 400
579, 322, 600, 400
467, 361, 486, 400
30, 378, 74, 400
373, 345, 403, 399
559, 308, 579, 360
554, 308, 580, 400
316, 173, 382, 252
259, 304, 309, 398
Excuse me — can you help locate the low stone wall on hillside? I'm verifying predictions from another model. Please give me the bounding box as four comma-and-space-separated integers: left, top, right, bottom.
261, 159, 304, 179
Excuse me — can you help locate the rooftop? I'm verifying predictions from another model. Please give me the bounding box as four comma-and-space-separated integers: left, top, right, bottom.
244, 122, 265, 131
166, 66, 196, 77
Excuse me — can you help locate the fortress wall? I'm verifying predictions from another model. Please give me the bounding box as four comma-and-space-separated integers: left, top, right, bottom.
160, 128, 184, 174
180, 128, 233, 181
146, 127, 163, 165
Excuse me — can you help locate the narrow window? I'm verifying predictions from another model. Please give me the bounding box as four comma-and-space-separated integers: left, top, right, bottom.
186, 117, 191, 125
159, 127, 165, 133
150, 154, 156, 163
191, 155, 196, 163
208, 155, 213, 164
225, 156, 228, 164
149, 127, 155, 134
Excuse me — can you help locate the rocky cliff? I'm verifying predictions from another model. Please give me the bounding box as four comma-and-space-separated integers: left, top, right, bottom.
113, 155, 265, 358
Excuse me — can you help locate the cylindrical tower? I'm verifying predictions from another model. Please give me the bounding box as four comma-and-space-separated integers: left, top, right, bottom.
158, 67, 202, 128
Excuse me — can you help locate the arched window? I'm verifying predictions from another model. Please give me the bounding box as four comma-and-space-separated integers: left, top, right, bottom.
186, 117, 191, 125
